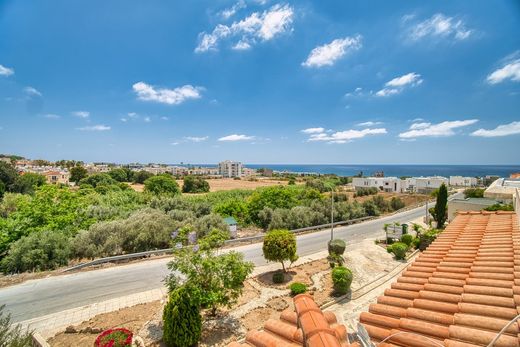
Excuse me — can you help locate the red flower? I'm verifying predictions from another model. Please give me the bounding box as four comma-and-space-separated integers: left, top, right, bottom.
94, 328, 133, 347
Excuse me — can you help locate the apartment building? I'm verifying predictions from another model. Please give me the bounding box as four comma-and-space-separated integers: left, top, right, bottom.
449, 175, 478, 187
218, 160, 243, 178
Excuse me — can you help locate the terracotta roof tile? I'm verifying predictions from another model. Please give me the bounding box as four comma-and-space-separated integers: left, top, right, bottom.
360, 211, 520, 347
228, 294, 354, 347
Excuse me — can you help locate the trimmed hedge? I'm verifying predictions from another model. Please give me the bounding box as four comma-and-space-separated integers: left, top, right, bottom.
389, 242, 408, 260
331, 266, 353, 295
327, 239, 346, 256
289, 282, 307, 296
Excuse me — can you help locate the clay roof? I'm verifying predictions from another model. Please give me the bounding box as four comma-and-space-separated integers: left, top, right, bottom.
360, 210, 520, 347
228, 293, 358, 347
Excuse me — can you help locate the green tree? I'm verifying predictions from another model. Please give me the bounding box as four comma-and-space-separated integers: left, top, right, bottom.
433, 183, 448, 228
182, 175, 210, 193
166, 229, 254, 315
262, 229, 298, 272
162, 286, 202, 347
390, 197, 405, 211
11, 173, 46, 195
213, 200, 248, 224
0, 162, 18, 193
144, 175, 180, 196
79, 173, 117, 188
70, 166, 88, 184
133, 170, 154, 184
0, 305, 33, 347
108, 168, 129, 182
247, 186, 298, 224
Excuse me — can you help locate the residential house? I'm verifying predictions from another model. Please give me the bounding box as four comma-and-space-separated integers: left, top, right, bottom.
412, 176, 449, 194
352, 177, 404, 193
449, 176, 478, 187
43, 170, 70, 185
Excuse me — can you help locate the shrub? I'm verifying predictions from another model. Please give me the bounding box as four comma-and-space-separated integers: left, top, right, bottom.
418, 229, 441, 251
389, 242, 408, 260
412, 237, 420, 249
95, 328, 132, 347
1, 230, 71, 273
484, 203, 514, 211
144, 175, 180, 196
400, 234, 413, 247
328, 239, 346, 256
390, 197, 405, 211
0, 304, 33, 347
331, 266, 353, 295
289, 282, 307, 296
463, 188, 484, 198
182, 176, 210, 193
262, 229, 298, 272
272, 271, 284, 283
327, 253, 344, 268
162, 286, 202, 347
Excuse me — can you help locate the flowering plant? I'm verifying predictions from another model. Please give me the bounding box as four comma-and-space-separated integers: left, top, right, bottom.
94, 328, 133, 347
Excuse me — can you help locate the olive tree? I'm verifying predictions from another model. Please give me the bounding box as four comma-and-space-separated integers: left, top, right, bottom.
262, 229, 298, 272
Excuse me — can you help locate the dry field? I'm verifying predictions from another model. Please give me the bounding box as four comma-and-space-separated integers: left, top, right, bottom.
130, 178, 293, 193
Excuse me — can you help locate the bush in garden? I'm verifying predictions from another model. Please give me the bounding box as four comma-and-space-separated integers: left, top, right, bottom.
95, 328, 132, 347
289, 282, 307, 295
418, 229, 441, 251
0, 304, 33, 346
331, 266, 353, 295
162, 286, 202, 347
1, 230, 71, 273
262, 229, 298, 272
400, 234, 413, 247
328, 239, 346, 256
389, 242, 408, 260
327, 253, 345, 268
272, 271, 284, 283
412, 237, 420, 249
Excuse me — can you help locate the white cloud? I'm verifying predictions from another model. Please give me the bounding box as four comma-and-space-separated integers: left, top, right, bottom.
24, 86, 42, 97
399, 119, 478, 138
171, 142, 180, 146
487, 55, 520, 85
376, 72, 423, 97
72, 111, 89, 118
185, 136, 209, 142
127, 112, 138, 118
219, 0, 246, 20
357, 121, 383, 127
407, 13, 473, 42
307, 128, 387, 144
160, 116, 169, 121
301, 127, 325, 134
471, 121, 520, 137
77, 125, 111, 131
120, 118, 128, 122
43, 114, 60, 119
302, 35, 362, 68
218, 134, 255, 141
133, 82, 203, 105
144, 116, 151, 123
195, 4, 293, 53
0, 64, 14, 76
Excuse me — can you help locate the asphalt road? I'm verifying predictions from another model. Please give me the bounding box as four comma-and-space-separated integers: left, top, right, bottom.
0, 196, 453, 323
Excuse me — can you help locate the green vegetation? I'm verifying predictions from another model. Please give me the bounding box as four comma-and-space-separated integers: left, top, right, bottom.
144, 175, 180, 196
390, 197, 405, 210
262, 229, 298, 273
272, 271, 284, 283
354, 187, 378, 197
484, 203, 514, 211
432, 183, 448, 229
388, 242, 408, 260
70, 166, 88, 184
331, 266, 353, 295
327, 239, 346, 268
289, 282, 307, 296
418, 229, 441, 251
400, 234, 413, 247
162, 286, 202, 347
11, 173, 46, 195
0, 305, 33, 347
463, 188, 484, 198
182, 175, 210, 193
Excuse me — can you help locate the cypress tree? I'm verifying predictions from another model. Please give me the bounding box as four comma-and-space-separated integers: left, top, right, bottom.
433, 183, 448, 229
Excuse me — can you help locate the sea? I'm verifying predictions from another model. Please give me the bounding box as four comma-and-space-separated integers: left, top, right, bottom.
183, 164, 520, 178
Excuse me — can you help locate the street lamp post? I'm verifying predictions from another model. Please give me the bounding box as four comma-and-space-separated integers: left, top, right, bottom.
330, 186, 334, 240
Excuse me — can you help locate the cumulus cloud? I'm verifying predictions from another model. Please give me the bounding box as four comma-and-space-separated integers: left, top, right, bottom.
471, 121, 520, 137
487, 53, 520, 84
218, 134, 255, 141
306, 128, 387, 144
376, 72, 423, 97
301, 127, 325, 134
72, 111, 90, 118
24, 86, 42, 97
302, 36, 362, 68
406, 13, 473, 42
133, 82, 203, 105
195, 4, 293, 53
219, 0, 246, 20
357, 121, 383, 127
0, 64, 14, 76
399, 119, 478, 138
43, 114, 60, 119
185, 136, 209, 142
77, 125, 111, 131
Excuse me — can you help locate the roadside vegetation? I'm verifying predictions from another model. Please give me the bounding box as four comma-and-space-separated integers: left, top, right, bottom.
1, 161, 411, 274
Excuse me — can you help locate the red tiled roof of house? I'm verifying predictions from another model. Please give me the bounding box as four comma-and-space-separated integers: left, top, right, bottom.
360, 210, 520, 347
228, 293, 358, 347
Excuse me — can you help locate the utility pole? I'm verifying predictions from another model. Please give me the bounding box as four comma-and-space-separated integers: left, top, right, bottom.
330, 186, 334, 240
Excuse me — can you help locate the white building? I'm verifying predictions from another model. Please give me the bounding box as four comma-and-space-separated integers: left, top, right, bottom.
352, 177, 403, 193
218, 160, 243, 178
449, 176, 478, 187
413, 176, 449, 193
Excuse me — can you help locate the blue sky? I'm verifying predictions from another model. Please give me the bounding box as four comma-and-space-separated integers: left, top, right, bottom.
0, 0, 519, 164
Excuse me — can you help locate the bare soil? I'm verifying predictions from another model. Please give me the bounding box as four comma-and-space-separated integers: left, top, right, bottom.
48, 301, 162, 347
